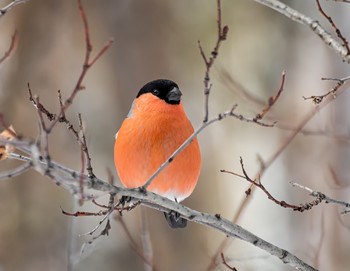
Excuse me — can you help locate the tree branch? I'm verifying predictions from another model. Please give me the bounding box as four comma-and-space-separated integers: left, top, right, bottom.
291, 182, 350, 213
198, 0, 229, 123
0, 30, 19, 64
254, 0, 350, 63
3, 146, 317, 271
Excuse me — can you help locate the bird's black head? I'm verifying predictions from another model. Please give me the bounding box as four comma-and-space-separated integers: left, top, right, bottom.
137, 79, 182, 105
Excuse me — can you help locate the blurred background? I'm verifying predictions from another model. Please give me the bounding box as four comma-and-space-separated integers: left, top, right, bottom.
0, 0, 350, 270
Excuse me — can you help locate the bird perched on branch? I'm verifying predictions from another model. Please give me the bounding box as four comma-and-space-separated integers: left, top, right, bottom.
114, 79, 201, 228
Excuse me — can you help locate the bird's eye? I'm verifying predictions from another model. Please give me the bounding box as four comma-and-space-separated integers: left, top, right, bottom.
152, 89, 160, 96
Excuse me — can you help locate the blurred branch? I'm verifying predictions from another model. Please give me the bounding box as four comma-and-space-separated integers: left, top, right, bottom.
0, 0, 27, 18
140, 207, 154, 271
0, 30, 18, 64
0, 162, 31, 179
114, 212, 159, 271
254, 0, 350, 63
254, 71, 285, 120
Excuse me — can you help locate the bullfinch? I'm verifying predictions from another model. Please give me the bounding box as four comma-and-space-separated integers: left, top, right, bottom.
114, 79, 201, 228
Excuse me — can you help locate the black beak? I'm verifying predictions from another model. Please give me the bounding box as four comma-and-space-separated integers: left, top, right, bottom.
166, 87, 182, 104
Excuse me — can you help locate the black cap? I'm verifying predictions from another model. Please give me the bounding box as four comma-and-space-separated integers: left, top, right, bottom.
137, 79, 182, 105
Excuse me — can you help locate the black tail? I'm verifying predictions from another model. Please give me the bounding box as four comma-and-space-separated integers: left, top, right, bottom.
164, 211, 187, 228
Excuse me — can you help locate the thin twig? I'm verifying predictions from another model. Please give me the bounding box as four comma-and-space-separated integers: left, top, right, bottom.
221, 253, 237, 271
303, 75, 350, 104
255, 71, 285, 120
222, 158, 325, 212
291, 182, 350, 212
199, 0, 229, 123
28, 0, 114, 132
315, 0, 350, 55
78, 114, 94, 178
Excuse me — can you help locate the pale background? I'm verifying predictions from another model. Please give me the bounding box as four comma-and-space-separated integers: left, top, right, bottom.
0, 0, 350, 270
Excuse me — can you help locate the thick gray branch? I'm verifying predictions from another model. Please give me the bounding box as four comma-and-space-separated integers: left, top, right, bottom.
5, 148, 317, 271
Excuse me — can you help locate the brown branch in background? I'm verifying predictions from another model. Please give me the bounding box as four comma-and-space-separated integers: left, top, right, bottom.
222, 157, 325, 212
316, 0, 350, 55
220, 69, 266, 108
221, 253, 237, 271
114, 212, 160, 271
0, 30, 19, 64
254, 71, 285, 120
140, 207, 154, 271
0, 0, 27, 18
198, 0, 229, 123
314, 211, 325, 270
303, 75, 350, 104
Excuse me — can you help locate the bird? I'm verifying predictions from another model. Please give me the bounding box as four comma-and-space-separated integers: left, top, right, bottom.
114, 79, 201, 228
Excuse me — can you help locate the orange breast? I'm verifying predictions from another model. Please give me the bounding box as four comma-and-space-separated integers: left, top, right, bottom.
114, 94, 201, 202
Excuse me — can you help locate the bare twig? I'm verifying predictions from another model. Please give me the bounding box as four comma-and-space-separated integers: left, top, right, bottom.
221, 253, 237, 271
198, 0, 229, 123
222, 158, 325, 212
315, 0, 350, 55
303, 75, 350, 104
0, 30, 19, 64
27, 0, 113, 132
254, 0, 350, 63
78, 114, 94, 178
0, 0, 27, 18
291, 182, 350, 213
254, 71, 285, 120
27, 83, 56, 121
